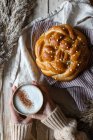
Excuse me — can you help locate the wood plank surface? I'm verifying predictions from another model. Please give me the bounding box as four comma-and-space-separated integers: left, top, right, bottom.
0, 65, 4, 140
90, 0, 93, 4
2, 63, 12, 140
49, 0, 66, 12
32, 0, 49, 20
1, 0, 93, 140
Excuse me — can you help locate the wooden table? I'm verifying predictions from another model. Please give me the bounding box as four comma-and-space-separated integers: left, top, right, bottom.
90, 0, 93, 4
0, 0, 93, 140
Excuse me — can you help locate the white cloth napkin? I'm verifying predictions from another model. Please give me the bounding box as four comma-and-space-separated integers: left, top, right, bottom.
11, 0, 93, 87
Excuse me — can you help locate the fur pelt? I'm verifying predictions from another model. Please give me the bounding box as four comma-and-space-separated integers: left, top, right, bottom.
0, 0, 36, 64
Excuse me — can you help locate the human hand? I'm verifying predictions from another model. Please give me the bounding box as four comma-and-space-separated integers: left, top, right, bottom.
9, 83, 56, 123
9, 85, 33, 124
30, 82, 56, 120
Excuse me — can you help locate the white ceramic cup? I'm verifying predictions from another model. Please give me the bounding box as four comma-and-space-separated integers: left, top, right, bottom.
13, 84, 43, 116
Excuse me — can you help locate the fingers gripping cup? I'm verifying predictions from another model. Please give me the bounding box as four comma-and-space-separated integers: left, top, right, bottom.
13, 84, 43, 116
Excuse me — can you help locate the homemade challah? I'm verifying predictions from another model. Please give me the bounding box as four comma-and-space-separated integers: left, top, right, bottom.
35, 24, 90, 81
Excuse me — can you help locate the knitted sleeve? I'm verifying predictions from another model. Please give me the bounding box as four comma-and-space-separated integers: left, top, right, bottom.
10, 123, 33, 140
41, 106, 89, 140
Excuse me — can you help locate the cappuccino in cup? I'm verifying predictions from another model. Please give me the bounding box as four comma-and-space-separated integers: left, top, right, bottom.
13, 84, 43, 116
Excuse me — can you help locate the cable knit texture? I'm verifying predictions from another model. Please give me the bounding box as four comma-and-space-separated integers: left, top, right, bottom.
42, 106, 89, 140
10, 123, 32, 140
9, 107, 89, 140
41, 106, 77, 130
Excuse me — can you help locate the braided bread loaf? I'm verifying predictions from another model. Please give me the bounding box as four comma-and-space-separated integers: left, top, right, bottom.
35, 24, 90, 81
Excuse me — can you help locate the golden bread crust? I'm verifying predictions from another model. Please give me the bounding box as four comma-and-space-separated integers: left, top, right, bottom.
35, 24, 90, 81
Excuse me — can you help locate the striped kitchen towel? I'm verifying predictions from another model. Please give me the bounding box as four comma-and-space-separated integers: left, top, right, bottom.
31, 20, 93, 112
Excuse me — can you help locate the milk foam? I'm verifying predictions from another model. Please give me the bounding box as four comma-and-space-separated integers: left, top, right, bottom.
13, 85, 43, 115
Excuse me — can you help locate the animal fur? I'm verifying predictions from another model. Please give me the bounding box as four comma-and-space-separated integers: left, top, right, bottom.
0, 0, 35, 64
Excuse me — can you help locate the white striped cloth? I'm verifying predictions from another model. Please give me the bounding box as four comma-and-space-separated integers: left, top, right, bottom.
31, 19, 93, 111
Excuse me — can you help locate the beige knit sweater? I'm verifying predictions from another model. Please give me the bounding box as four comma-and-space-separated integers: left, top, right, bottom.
10, 106, 89, 140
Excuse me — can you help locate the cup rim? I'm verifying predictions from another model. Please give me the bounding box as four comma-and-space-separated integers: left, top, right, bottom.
12, 83, 43, 116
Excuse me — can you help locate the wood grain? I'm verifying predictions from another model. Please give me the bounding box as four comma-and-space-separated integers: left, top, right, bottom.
32, 0, 49, 20
90, 0, 93, 5
36, 121, 49, 140
49, 0, 66, 12
0, 92, 4, 140
0, 65, 4, 140
2, 69, 11, 140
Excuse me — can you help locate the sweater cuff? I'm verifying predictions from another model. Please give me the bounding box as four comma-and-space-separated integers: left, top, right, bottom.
10, 123, 32, 140
41, 106, 72, 130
